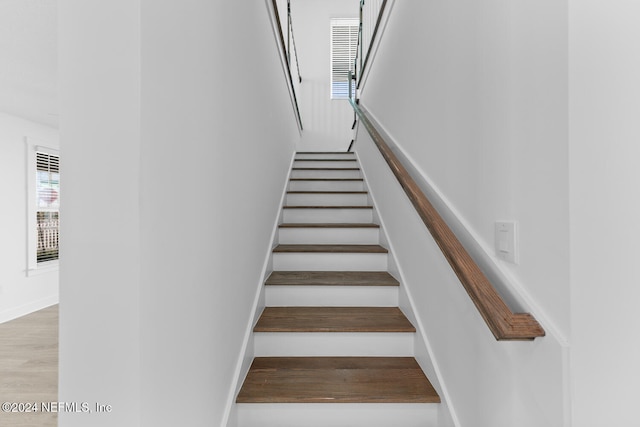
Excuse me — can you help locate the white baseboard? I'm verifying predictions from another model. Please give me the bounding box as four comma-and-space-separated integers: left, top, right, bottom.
0, 295, 59, 324
355, 149, 460, 427
220, 150, 297, 427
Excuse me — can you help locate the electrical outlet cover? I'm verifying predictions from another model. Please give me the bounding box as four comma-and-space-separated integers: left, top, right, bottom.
495, 221, 518, 264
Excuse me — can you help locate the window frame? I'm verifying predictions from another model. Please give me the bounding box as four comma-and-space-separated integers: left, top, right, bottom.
26, 139, 60, 276
330, 18, 359, 100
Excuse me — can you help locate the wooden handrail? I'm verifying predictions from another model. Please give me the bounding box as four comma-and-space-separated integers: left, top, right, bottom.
350, 101, 545, 340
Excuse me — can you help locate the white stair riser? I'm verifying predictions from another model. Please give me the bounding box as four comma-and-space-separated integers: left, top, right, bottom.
237, 403, 438, 427
293, 160, 358, 169
265, 285, 398, 307
296, 153, 355, 160
289, 180, 364, 191
272, 253, 388, 271
290, 169, 361, 179
279, 227, 379, 245
254, 332, 414, 357
286, 192, 369, 206
282, 208, 373, 223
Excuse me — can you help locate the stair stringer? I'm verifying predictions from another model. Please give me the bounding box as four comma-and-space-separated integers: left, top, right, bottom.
360, 155, 460, 427
222, 151, 297, 427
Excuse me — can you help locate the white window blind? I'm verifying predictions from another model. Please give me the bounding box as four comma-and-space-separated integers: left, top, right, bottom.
36, 152, 60, 263
330, 18, 359, 99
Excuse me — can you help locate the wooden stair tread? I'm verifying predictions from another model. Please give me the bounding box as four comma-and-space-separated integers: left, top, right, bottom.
292, 167, 360, 171
279, 223, 379, 228
283, 205, 372, 209
266, 271, 399, 286
273, 244, 388, 254
296, 152, 354, 154
236, 357, 440, 403
290, 178, 363, 181
295, 159, 357, 162
254, 307, 415, 333
287, 191, 367, 194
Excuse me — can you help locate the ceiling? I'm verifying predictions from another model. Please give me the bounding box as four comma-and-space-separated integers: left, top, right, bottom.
0, 0, 57, 127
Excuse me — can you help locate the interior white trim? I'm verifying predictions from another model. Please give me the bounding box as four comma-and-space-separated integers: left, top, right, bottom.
357, 0, 397, 96
0, 295, 58, 324
264, 0, 304, 133
25, 137, 59, 276
221, 151, 296, 427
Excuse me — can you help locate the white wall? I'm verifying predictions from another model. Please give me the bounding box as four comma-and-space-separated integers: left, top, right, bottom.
139, 1, 297, 426
58, 1, 142, 425
0, 0, 58, 128
355, 0, 570, 425
569, 2, 640, 426
293, 0, 358, 151
0, 112, 59, 323
357, 131, 566, 427
58, 1, 298, 426
360, 0, 570, 338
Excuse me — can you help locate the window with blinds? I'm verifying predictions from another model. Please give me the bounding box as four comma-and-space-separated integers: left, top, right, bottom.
36, 152, 60, 263
330, 18, 359, 99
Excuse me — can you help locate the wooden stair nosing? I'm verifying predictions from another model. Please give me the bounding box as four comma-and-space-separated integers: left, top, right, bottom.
292, 167, 360, 171
282, 205, 373, 209
279, 223, 380, 229
254, 307, 415, 333
296, 152, 354, 155
294, 158, 357, 162
273, 244, 388, 254
236, 357, 440, 404
290, 178, 363, 182
266, 271, 399, 287
287, 191, 368, 194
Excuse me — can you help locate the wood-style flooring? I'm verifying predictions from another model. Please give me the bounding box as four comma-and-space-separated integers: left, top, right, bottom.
273, 244, 388, 253
0, 305, 58, 427
254, 307, 416, 333
236, 357, 440, 403
265, 271, 399, 286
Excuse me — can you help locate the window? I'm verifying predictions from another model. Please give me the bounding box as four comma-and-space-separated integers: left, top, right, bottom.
26, 142, 60, 274
36, 152, 60, 263
330, 18, 359, 99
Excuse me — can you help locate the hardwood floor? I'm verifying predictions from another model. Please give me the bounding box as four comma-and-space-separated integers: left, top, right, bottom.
254, 307, 416, 332
273, 244, 388, 253
0, 305, 58, 427
236, 357, 440, 403
265, 271, 399, 286
279, 222, 379, 228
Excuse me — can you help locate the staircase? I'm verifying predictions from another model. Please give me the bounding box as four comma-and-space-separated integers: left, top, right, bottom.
236, 152, 440, 427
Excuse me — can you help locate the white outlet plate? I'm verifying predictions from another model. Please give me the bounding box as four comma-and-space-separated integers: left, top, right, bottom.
495, 221, 518, 264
